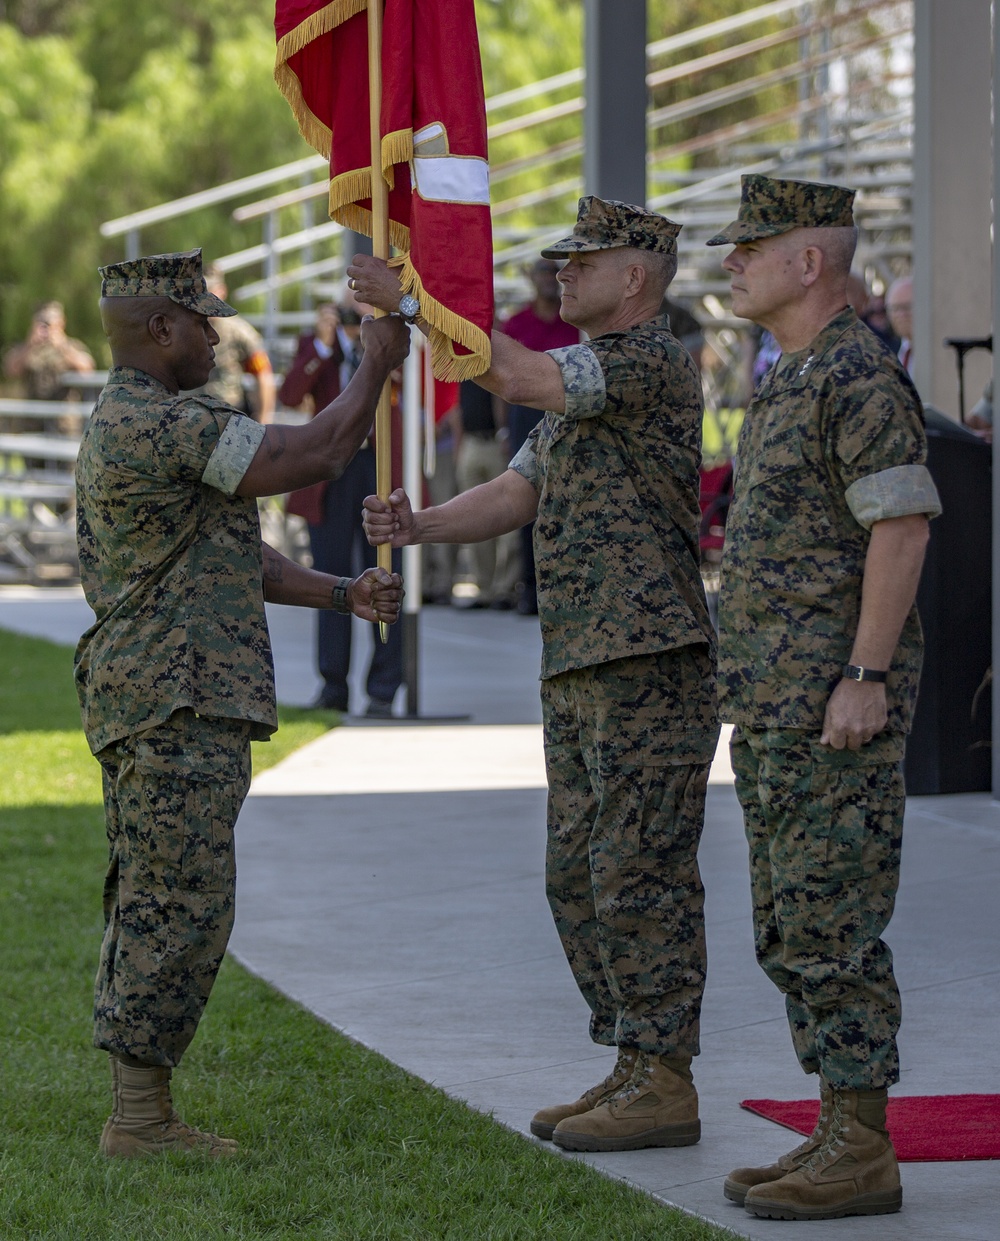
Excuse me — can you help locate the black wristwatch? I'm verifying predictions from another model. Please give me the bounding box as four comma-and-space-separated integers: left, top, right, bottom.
842, 664, 887, 683
398, 293, 421, 324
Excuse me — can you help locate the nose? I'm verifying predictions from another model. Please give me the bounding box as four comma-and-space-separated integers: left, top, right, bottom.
208, 323, 221, 347
721, 250, 739, 273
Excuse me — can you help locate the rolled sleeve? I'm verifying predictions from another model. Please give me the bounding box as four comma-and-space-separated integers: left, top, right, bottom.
845, 463, 943, 530
201, 414, 267, 495
509, 436, 540, 489
548, 343, 606, 420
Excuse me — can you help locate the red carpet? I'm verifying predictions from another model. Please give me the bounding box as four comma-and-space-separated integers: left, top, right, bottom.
740, 1095, 1000, 1161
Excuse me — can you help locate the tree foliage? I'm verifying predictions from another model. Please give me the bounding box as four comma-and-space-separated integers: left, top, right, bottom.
0, 0, 311, 360
0, 0, 876, 362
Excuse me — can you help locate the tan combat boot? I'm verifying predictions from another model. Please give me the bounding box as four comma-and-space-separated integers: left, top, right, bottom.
724, 1082, 834, 1205
551, 1051, 699, 1152
530, 1047, 638, 1140
743, 1087, 901, 1220
100, 1057, 239, 1158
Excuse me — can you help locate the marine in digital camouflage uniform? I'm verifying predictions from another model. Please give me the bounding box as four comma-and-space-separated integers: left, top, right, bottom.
76, 247, 408, 1158
193, 265, 276, 421
707, 175, 942, 1221
350, 197, 719, 1155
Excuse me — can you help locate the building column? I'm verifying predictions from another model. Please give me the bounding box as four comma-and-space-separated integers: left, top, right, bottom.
583, 0, 647, 205
911, 0, 992, 416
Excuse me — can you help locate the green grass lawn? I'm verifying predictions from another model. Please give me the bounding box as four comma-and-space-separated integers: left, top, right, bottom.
0, 628, 740, 1241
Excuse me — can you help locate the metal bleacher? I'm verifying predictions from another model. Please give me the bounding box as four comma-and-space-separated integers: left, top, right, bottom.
1, 0, 915, 582
98, 0, 915, 346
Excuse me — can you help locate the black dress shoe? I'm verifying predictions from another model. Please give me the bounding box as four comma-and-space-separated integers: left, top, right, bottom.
312, 688, 348, 711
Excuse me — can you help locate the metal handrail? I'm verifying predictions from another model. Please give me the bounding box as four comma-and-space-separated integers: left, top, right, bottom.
482, 0, 809, 119
99, 155, 327, 240
95, 0, 914, 352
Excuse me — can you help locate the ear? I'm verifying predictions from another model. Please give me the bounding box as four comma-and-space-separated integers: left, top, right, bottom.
147, 310, 173, 346
800, 245, 824, 288
624, 262, 646, 296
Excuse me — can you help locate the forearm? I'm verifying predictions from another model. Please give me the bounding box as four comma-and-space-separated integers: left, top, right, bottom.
238, 355, 384, 497
413, 470, 538, 544
262, 543, 349, 608
849, 514, 930, 669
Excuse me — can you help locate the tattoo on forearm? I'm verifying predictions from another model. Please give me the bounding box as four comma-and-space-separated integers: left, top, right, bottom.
263, 553, 284, 583
266, 426, 287, 461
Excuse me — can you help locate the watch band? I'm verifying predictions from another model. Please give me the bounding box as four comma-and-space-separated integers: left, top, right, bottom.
842, 664, 887, 683
331, 577, 352, 614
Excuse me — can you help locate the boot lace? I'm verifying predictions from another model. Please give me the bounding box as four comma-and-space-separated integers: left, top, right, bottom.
801, 1093, 849, 1171
613, 1051, 653, 1103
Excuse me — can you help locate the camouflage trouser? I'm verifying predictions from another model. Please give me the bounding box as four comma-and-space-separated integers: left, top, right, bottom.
94, 709, 253, 1068
541, 646, 718, 1056
730, 726, 905, 1089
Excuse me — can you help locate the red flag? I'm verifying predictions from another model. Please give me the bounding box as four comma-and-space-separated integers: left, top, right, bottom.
275, 0, 493, 381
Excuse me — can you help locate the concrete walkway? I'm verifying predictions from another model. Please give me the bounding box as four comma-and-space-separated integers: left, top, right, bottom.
2, 586, 998, 1241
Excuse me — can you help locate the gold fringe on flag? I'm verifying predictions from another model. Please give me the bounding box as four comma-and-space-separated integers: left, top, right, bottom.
274, 0, 368, 157
391, 255, 492, 381
274, 1, 491, 381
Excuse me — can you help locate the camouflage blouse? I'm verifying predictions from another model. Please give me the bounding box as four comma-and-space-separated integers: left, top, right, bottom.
718, 308, 942, 732
74, 367, 275, 753
510, 314, 715, 679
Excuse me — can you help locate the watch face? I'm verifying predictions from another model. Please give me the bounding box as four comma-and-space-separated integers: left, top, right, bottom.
399, 294, 420, 320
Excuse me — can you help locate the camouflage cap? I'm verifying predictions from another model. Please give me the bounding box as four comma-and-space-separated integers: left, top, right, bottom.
540, 196, 680, 258
98, 248, 237, 316
706, 175, 856, 246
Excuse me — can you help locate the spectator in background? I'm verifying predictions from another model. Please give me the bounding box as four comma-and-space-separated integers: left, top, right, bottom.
862, 291, 900, 353
197, 265, 276, 423
661, 296, 705, 376
500, 257, 581, 615
451, 379, 520, 609
421, 378, 461, 605
3, 300, 95, 401
335, 302, 365, 389
280, 301, 403, 716
885, 275, 913, 375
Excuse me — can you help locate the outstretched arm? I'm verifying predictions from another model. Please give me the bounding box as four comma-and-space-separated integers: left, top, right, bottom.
362, 469, 539, 550
261, 543, 403, 626
237, 314, 409, 498
346, 255, 566, 412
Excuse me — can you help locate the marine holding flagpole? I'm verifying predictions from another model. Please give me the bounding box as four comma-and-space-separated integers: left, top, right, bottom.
353, 195, 720, 1154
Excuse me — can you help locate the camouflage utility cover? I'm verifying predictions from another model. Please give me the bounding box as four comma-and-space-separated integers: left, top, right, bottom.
707, 174, 856, 245
75, 367, 276, 753
541, 196, 680, 257
99, 248, 236, 317
718, 308, 941, 731
511, 315, 716, 679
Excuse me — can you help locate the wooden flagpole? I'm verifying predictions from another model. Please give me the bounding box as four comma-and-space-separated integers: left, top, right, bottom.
368, 0, 392, 643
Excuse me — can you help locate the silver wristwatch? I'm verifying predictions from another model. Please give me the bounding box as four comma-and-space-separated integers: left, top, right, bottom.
398, 293, 421, 323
